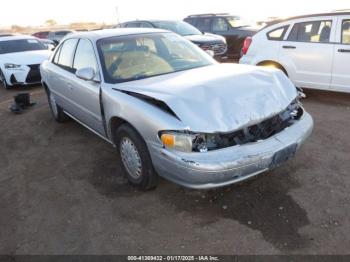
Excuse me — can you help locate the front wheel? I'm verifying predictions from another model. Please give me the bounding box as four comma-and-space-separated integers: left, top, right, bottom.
115, 124, 158, 190
0, 69, 10, 89
47, 89, 69, 122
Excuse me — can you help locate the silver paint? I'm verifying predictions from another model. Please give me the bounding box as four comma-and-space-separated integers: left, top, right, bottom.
41, 29, 314, 189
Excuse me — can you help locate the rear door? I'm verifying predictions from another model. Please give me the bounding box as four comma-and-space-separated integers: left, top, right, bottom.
70, 38, 105, 135
279, 16, 336, 90
47, 38, 79, 113
331, 16, 350, 92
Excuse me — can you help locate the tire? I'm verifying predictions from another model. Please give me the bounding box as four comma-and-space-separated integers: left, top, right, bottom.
115, 124, 158, 190
46, 88, 69, 122
0, 69, 10, 90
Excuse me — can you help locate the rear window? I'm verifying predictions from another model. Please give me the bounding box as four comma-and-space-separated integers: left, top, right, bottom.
196, 18, 211, 32
0, 39, 46, 54
267, 26, 289, 40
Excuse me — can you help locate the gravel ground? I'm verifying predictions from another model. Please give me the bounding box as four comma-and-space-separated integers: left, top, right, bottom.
0, 84, 349, 255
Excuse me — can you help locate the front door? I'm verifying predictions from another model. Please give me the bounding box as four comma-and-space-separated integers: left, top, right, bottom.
279, 17, 336, 90
70, 38, 105, 135
331, 17, 350, 92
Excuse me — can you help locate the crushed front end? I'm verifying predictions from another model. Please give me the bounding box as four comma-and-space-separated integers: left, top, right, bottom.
149, 101, 313, 189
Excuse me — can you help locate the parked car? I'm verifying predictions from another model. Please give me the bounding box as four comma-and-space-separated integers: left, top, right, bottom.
118, 20, 227, 59
48, 30, 75, 44
32, 31, 50, 39
184, 13, 258, 58
40, 29, 313, 190
240, 11, 350, 93
0, 35, 51, 89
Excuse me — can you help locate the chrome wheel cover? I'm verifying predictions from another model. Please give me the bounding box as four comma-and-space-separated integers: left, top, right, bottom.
120, 137, 142, 179
49, 93, 58, 117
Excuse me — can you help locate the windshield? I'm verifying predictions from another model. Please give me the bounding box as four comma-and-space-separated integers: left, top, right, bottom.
152, 21, 202, 36
226, 16, 252, 28
97, 32, 215, 83
0, 39, 46, 54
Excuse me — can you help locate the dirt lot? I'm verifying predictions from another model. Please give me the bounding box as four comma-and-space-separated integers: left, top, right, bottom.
0, 84, 349, 255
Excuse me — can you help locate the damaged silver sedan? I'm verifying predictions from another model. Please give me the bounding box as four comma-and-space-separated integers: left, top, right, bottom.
40, 28, 313, 190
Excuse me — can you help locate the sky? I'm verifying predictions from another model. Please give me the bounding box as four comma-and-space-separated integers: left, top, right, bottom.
1, 0, 350, 27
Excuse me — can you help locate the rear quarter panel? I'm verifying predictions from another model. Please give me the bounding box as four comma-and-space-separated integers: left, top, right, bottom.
240, 24, 289, 66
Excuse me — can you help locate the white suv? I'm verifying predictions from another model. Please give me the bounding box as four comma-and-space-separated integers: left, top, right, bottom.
239, 12, 350, 93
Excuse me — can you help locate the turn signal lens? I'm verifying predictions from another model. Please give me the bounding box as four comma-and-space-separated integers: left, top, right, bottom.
161, 134, 175, 147
160, 132, 193, 152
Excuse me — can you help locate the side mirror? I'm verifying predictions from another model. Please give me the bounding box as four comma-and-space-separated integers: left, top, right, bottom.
76, 67, 96, 81
205, 50, 215, 57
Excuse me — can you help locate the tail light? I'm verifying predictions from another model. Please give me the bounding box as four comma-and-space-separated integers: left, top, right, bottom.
242, 37, 252, 55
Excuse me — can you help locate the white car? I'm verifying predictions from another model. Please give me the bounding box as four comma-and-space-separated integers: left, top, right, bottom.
240, 11, 350, 93
0, 35, 51, 89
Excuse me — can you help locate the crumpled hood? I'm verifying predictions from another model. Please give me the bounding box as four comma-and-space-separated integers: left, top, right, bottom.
0, 50, 51, 65
114, 63, 298, 133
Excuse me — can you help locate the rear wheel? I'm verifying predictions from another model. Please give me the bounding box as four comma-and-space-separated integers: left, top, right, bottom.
47, 89, 69, 122
0, 69, 10, 89
115, 124, 158, 190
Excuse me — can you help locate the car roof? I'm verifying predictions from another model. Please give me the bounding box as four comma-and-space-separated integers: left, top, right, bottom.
123, 20, 183, 24
63, 28, 169, 41
267, 11, 350, 26
0, 35, 37, 42
186, 13, 234, 18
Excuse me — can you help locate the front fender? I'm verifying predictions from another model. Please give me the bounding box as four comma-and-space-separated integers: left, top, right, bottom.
102, 86, 188, 147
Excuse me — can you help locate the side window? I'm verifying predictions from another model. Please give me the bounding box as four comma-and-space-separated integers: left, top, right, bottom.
140, 22, 153, 28
184, 18, 195, 26
57, 39, 79, 70
126, 22, 140, 28
342, 20, 350, 44
288, 20, 332, 43
197, 18, 211, 32
213, 18, 229, 31
267, 26, 289, 40
73, 39, 98, 72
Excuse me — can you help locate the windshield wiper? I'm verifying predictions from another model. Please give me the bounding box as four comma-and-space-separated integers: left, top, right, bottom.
131, 72, 151, 80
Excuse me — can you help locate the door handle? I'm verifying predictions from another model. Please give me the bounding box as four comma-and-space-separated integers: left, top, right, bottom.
283, 45, 296, 49
338, 49, 350, 53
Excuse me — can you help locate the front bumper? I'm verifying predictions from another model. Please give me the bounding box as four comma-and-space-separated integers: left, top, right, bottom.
3, 65, 41, 86
149, 112, 313, 189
